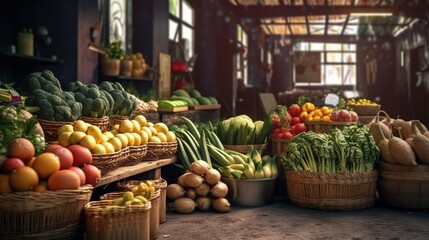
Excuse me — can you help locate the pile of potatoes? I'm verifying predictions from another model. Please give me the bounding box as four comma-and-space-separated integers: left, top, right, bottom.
166, 160, 230, 213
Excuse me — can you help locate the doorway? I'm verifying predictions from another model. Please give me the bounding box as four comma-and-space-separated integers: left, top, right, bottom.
409, 46, 429, 127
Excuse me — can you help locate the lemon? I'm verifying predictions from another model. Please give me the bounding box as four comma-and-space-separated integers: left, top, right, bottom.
86, 125, 103, 144
119, 119, 134, 133
166, 131, 176, 142
111, 129, 119, 135
138, 130, 149, 145
149, 126, 158, 136
103, 131, 115, 140
146, 122, 154, 128
154, 122, 169, 134
141, 126, 152, 138
156, 132, 167, 142
101, 134, 109, 143
73, 120, 88, 132
149, 136, 161, 143
132, 133, 142, 146
130, 120, 141, 133
111, 124, 120, 131
133, 115, 147, 128
102, 142, 115, 153
115, 133, 129, 148
69, 131, 87, 145
58, 132, 73, 147
91, 144, 106, 154
124, 132, 135, 146
80, 135, 97, 150
108, 137, 122, 152
58, 124, 74, 134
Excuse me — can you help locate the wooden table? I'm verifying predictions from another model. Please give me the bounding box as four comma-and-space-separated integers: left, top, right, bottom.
96, 157, 176, 187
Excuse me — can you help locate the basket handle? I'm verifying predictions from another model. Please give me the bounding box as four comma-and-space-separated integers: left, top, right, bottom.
375, 110, 391, 123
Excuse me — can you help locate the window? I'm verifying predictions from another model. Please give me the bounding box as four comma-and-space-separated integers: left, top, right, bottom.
236, 25, 248, 86
293, 42, 356, 86
169, 0, 194, 62
108, 0, 127, 51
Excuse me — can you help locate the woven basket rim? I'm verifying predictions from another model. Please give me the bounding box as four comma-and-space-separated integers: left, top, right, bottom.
84, 200, 151, 214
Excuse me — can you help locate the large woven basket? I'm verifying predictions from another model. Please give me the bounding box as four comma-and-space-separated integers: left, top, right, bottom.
80, 116, 109, 132
348, 104, 381, 116
84, 200, 151, 240
38, 119, 73, 142
223, 143, 268, 154
0, 185, 93, 240
285, 170, 377, 210
378, 162, 429, 209
108, 114, 129, 130
122, 145, 148, 166
100, 189, 161, 240
92, 147, 130, 174
144, 142, 178, 160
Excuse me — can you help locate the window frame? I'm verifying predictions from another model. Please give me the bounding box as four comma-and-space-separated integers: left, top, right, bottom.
236, 24, 249, 87
169, 0, 195, 62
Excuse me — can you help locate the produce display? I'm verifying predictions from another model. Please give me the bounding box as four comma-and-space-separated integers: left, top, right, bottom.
108, 180, 155, 206
347, 98, 378, 106
280, 123, 379, 173
271, 105, 307, 140
167, 160, 231, 213
164, 89, 218, 108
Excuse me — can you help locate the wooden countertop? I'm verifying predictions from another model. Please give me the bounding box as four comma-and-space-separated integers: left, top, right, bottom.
96, 157, 176, 187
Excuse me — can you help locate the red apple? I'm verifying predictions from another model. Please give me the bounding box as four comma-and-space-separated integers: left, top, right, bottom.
350, 110, 359, 122
2, 157, 25, 173
46, 145, 74, 169
338, 109, 352, 122
81, 164, 101, 187
68, 144, 92, 167
330, 110, 339, 122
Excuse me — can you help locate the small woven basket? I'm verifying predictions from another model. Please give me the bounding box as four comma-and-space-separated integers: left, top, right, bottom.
100, 188, 161, 240
0, 185, 93, 240
285, 170, 377, 210
92, 147, 130, 174
122, 145, 148, 166
84, 200, 151, 240
38, 119, 73, 142
154, 179, 168, 224
80, 116, 109, 132
144, 142, 178, 160
108, 114, 129, 130
378, 162, 429, 209
348, 104, 381, 116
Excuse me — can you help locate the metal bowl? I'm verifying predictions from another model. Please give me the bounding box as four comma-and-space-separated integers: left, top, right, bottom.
222, 177, 277, 207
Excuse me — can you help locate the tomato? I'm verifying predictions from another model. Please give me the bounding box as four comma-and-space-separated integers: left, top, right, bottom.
290, 117, 301, 126
288, 104, 301, 118
282, 131, 293, 140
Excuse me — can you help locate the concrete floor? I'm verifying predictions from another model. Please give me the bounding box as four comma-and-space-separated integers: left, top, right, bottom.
159, 197, 429, 240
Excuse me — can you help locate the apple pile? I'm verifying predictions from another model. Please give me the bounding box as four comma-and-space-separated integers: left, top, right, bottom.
330, 109, 359, 122
0, 137, 101, 194
271, 104, 307, 140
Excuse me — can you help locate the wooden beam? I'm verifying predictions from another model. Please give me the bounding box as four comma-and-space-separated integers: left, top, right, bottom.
233, 6, 426, 19
267, 34, 394, 43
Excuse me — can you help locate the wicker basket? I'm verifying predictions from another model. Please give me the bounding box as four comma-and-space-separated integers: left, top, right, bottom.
378, 162, 429, 209
38, 119, 73, 142
108, 114, 129, 130
223, 143, 268, 154
122, 145, 148, 166
153, 179, 168, 224
285, 170, 377, 210
269, 138, 289, 156
92, 147, 130, 174
0, 185, 93, 240
100, 189, 160, 240
80, 116, 109, 132
348, 104, 381, 116
144, 142, 178, 160
84, 200, 151, 240
305, 121, 356, 134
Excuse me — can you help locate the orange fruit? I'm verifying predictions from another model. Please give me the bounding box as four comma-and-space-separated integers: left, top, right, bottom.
32, 152, 61, 179
9, 166, 39, 191
0, 174, 12, 193
34, 180, 48, 193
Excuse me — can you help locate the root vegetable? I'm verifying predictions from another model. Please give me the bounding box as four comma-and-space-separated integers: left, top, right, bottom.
178, 172, 192, 187
212, 197, 231, 213
210, 181, 228, 198
173, 197, 196, 213
186, 188, 197, 200
194, 182, 210, 196
184, 173, 204, 188
189, 160, 210, 175
204, 168, 221, 185
166, 183, 186, 200
196, 196, 212, 211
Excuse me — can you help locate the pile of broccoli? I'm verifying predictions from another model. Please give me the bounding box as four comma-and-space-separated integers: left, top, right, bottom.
68, 81, 114, 118
24, 70, 83, 122
98, 81, 137, 116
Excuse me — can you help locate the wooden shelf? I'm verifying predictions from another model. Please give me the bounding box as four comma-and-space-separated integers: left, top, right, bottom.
0, 52, 64, 65
96, 157, 176, 187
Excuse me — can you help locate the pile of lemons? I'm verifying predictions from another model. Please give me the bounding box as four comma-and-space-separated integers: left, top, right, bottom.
57, 115, 177, 155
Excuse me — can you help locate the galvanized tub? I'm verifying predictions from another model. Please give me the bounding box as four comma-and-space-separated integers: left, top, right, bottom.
222, 177, 277, 207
